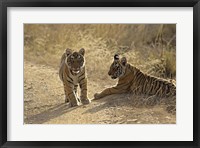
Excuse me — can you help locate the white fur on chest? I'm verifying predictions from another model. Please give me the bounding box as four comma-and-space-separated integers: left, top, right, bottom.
69, 71, 81, 85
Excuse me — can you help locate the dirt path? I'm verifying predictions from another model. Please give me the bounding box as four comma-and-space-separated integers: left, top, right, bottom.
24, 61, 176, 124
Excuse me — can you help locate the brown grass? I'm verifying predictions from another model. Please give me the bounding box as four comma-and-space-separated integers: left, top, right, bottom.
24, 24, 176, 81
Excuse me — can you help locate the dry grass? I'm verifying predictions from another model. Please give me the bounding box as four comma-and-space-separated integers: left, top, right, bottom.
24, 24, 176, 80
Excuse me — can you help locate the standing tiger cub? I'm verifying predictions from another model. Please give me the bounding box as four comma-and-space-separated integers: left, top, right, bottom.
59, 48, 91, 107
94, 54, 176, 100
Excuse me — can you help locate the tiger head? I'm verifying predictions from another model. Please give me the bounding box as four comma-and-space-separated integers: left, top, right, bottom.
108, 54, 127, 79
65, 48, 85, 74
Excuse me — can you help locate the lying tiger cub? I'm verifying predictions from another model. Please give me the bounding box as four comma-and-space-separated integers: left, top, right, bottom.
94, 54, 176, 100
59, 48, 91, 107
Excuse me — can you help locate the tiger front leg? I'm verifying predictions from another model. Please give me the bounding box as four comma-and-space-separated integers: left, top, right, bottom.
63, 86, 69, 103
63, 85, 76, 103
64, 83, 81, 107
74, 85, 81, 102
94, 88, 112, 100
94, 86, 127, 100
79, 78, 91, 105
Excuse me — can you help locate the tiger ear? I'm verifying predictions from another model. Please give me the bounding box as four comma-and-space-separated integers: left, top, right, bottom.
79, 48, 85, 56
121, 57, 127, 66
114, 54, 119, 61
65, 48, 72, 57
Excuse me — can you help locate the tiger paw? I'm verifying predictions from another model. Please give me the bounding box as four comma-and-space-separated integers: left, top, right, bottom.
81, 98, 91, 105
94, 93, 101, 100
69, 101, 81, 107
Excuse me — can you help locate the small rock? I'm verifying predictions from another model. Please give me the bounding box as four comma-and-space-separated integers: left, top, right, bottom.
127, 119, 138, 122
165, 116, 171, 119
27, 86, 32, 90
127, 119, 138, 123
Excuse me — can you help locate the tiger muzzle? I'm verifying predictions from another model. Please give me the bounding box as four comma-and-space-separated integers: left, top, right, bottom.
111, 76, 117, 79
71, 68, 80, 74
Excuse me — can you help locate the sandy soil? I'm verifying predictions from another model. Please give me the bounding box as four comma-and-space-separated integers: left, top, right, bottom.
24, 61, 176, 124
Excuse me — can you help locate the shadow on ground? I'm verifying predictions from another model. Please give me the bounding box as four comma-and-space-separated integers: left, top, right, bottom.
83, 93, 135, 114
83, 93, 175, 115
25, 103, 78, 124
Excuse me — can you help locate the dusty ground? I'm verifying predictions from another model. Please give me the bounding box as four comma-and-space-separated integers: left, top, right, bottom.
24, 61, 176, 124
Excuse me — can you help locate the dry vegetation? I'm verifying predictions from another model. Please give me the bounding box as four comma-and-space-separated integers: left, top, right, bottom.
24, 24, 176, 79
24, 24, 176, 124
